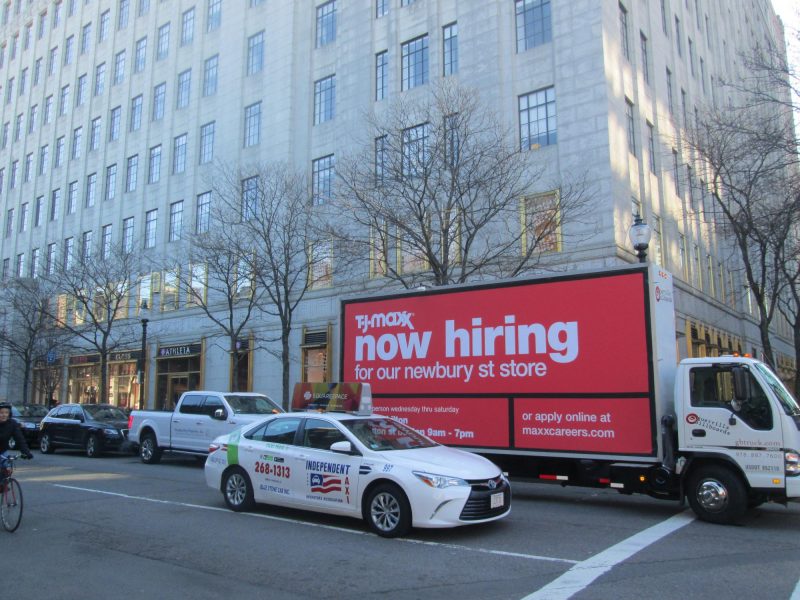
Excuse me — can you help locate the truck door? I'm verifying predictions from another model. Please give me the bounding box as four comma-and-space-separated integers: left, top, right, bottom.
171, 393, 204, 451
683, 365, 784, 488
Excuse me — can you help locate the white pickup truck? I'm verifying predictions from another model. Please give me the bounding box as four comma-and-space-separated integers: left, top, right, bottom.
128, 391, 283, 464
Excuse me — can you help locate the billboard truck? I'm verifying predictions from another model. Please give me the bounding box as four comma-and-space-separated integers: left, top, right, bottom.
340, 265, 800, 524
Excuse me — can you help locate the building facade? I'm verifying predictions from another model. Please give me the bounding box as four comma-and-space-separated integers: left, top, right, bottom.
0, 0, 795, 408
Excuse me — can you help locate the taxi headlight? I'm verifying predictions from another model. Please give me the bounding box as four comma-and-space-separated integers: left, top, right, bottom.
413, 471, 468, 489
785, 450, 800, 476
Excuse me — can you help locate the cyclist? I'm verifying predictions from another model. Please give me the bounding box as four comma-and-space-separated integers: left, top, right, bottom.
0, 403, 33, 468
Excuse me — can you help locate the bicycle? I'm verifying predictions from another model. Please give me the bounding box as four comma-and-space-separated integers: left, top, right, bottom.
0, 454, 23, 532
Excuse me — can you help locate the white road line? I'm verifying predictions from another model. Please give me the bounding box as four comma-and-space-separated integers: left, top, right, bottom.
521, 511, 696, 600
53, 484, 577, 565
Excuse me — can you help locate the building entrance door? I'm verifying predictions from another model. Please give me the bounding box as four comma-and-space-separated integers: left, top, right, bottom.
167, 375, 189, 410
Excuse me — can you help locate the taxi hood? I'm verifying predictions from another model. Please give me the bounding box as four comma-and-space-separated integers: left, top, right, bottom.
387, 445, 501, 480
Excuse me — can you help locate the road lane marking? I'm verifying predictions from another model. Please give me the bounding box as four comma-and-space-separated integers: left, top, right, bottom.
521, 511, 695, 600
53, 484, 577, 565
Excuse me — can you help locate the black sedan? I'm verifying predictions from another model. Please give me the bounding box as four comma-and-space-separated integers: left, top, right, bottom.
8, 404, 49, 449
39, 404, 130, 458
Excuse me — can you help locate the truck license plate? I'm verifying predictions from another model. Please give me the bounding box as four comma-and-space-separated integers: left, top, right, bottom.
490, 492, 504, 508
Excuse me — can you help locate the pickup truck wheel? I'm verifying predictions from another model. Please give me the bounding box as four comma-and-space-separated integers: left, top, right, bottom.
39, 432, 55, 454
139, 433, 162, 465
364, 483, 411, 538
223, 468, 254, 512
687, 465, 747, 524
85, 434, 102, 458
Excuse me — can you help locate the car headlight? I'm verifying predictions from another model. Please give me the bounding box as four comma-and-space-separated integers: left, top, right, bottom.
103, 428, 120, 437
413, 471, 468, 488
23, 422, 36, 429
785, 450, 800, 476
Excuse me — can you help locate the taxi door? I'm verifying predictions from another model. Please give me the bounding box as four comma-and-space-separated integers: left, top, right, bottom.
683, 365, 784, 488
289, 417, 361, 515
235, 416, 302, 507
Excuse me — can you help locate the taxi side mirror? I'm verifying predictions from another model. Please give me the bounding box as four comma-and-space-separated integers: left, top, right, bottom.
330, 441, 354, 454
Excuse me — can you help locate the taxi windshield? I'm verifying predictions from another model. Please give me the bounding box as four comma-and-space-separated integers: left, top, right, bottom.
225, 394, 281, 415
342, 418, 437, 451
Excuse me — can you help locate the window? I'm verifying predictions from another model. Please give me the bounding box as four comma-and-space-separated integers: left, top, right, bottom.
63, 237, 74, 270
176, 69, 191, 108
81, 230, 92, 262
401, 35, 428, 90
113, 50, 125, 85
130, 95, 143, 131
660, 0, 669, 35
94, 63, 105, 95
144, 209, 157, 248
647, 121, 656, 173
688, 366, 772, 430
46, 243, 56, 275
666, 68, 674, 114
138, 0, 150, 17
688, 37, 695, 76
99, 10, 109, 41
64, 35, 74, 64
38, 145, 48, 175
207, 0, 221, 32
27, 104, 37, 132
619, 3, 629, 60
81, 22, 91, 53
66, 181, 77, 214
18, 202, 27, 232
15, 253, 25, 278
50, 188, 61, 220
24, 153, 32, 183
196, 191, 210, 233
515, 0, 552, 52
243, 102, 261, 146
519, 87, 556, 149
375, 51, 387, 101
169, 200, 183, 241
101, 224, 112, 260
30, 248, 40, 278
76, 74, 87, 106
109, 106, 121, 140
152, 82, 166, 120
105, 164, 117, 201
33, 58, 42, 85
118, 0, 130, 29
173, 133, 187, 173
71, 126, 82, 159
376, 0, 387, 18
126, 154, 138, 191
672, 149, 681, 195
122, 217, 134, 253
203, 55, 218, 96
443, 22, 458, 75
640, 33, 650, 84
674, 16, 682, 56
181, 8, 194, 45
48, 47, 58, 76
314, 75, 335, 124
316, 1, 336, 48
0, 122, 6, 148
625, 99, 636, 156
34, 196, 43, 226
134, 37, 146, 72
157, 23, 170, 60
241, 176, 258, 220
44, 96, 53, 123
651, 215, 663, 266
312, 155, 334, 205
308, 241, 333, 288
148, 145, 162, 183
199, 122, 214, 164
85, 173, 97, 207
247, 31, 264, 75
89, 117, 101, 150
522, 191, 561, 254
4, 208, 12, 237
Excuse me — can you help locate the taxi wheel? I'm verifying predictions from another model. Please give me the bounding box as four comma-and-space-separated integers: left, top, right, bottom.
364, 483, 411, 538
223, 468, 254, 512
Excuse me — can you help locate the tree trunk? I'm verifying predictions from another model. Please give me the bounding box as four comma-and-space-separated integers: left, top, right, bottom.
281, 328, 291, 411
99, 355, 108, 404
230, 338, 240, 392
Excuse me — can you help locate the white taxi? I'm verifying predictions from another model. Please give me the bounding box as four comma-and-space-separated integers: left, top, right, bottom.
204, 385, 510, 537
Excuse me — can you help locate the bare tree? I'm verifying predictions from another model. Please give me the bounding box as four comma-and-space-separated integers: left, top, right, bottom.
333, 81, 594, 289
43, 244, 144, 404
774, 198, 800, 393
209, 163, 328, 408
178, 210, 266, 392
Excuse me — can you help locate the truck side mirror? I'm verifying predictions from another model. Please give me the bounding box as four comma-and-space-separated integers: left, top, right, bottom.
213, 408, 227, 420
732, 367, 750, 403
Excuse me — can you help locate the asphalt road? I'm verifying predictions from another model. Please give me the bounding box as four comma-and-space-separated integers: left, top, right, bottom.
4, 451, 800, 600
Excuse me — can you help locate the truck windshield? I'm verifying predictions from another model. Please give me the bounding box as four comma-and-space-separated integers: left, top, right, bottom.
753, 363, 800, 416
341, 418, 437, 451
224, 395, 281, 415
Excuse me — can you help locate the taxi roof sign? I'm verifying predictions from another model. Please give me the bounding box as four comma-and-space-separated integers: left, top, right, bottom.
291, 382, 372, 415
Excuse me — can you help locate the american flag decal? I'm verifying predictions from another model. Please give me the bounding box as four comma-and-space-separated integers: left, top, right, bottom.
310, 473, 342, 494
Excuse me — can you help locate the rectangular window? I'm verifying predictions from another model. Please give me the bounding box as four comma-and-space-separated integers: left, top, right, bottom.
688, 37, 695, 75
401, 35, 428, 91
651, 215, 663, 266
515, 0, 552, 52
176, 69, 191, 108
81, 22, 91, 53
316, 0, 336, 48
89, 117, 101, 150
144, 209, 157, 248
312, 155, 335, 205
85, 173, 97, 207
63, 237, 74, 270
522, 191, 561, 254
173, 133, 187, 174
308, 241, 333, 289
647, 121, 656, 173
48, 47, 58, 76
113, 50, 125, 85
672, 149, 681, 195
46, 243, 56, 275
71, 126, 82, 159
44, 96, 53, 124
443, 22, 458, 76
18, 202, 28, 232
519, 87, 557, 149
101, 224, 112, 260
64, 35, 74, 64
33, 58, 42, 85
640, 32, 650, 84
27, 104, 37, 132
247, 31, 264, 75
38, 145, 48, 175
203, 54, 218, 96
109, 105, 121, 140
105, 164, 117, 201
244, 102, 261, 147
196, 191, 210, 233
34, 196, 43, 226
15, 253, 25, 278
169, 200, 183, 241
619, 3, 629, 60
314, 75, 335, 124
181, 8, 194, 45
148, 145, 162, 184
375, 51, 387, 101
81, 230, 93, 262
199, 122, 214, 164
4, 208, 13, 237
241, 176, 258, 220
99, 10, 109, 41
94, 62, 105, 95
67, 181, 77, 214
376, 0, 387, 18
122, 217, 134, 253
130, 95, 143, 131
118, 0, 130, 29
126, 155, 138, 191
138, 0, 150, 17
134, 37, 146, 72
75, 74, 87, 106
152, 82, 166, 120
675, 16, 682, 56
51, 188, 62, 220
625, 99, 636, 156
207, 0, 221, 32
24, 153, 32, 183
666, 68, 674, 114
157, 23, 170, 60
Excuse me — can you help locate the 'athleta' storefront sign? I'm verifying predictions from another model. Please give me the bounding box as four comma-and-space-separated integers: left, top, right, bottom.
157, 343, 202, 358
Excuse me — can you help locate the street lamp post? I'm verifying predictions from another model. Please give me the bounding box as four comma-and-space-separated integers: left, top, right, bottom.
138, 300, 149, 410
628, 213, 652, 263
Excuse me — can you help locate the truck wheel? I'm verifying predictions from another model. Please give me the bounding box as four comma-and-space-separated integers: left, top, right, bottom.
139, 432, 162, 465
40, 432, 55, 454
85, 434, 102, 458
687, 465, 747, 524
222, 468, 254, 512
363, 483, 411, 538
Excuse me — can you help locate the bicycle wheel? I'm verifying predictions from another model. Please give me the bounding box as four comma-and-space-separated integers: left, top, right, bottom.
1, 478, 23, 532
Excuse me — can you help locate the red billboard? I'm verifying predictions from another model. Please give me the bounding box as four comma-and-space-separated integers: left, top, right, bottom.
341, 271, 655, 455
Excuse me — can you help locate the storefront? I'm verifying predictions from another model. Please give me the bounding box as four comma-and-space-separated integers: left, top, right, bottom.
107, 350, 142, 409
67, 355, 100, 404
32, 358, 63, 406
300, 325, 332, 383
156, 342, 203, 410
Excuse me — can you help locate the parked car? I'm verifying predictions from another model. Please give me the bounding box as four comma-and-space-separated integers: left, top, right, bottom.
39, 403, 131, 457
8, 404, 48, 449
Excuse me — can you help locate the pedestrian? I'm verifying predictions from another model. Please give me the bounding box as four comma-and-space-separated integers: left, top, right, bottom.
0, 403, 34, 468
